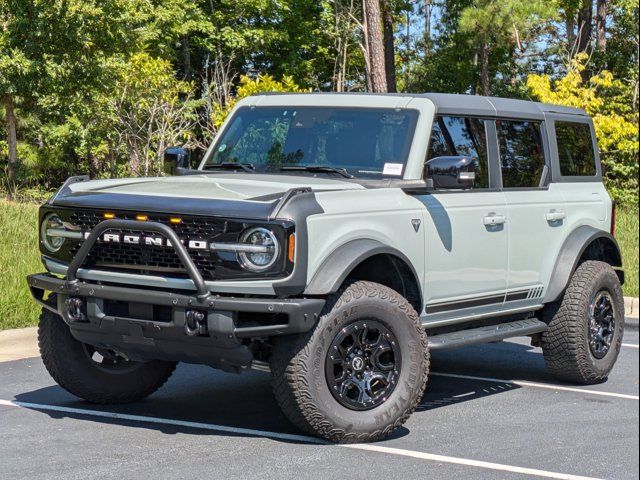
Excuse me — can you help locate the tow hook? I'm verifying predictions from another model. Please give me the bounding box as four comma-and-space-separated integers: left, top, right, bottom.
185, 310, 208, 336
65, 297, 85, 322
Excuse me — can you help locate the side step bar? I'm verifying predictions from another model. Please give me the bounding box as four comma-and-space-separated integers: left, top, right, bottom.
427, 318, 548, 351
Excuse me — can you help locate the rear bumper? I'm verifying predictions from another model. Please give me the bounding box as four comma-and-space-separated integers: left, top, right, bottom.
28, 273, 324, 372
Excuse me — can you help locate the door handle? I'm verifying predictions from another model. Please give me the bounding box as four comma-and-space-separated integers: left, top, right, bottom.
545, 210, 566, 222
483, 213, 507, 226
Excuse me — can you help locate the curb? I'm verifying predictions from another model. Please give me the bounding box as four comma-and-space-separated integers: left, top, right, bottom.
0, 326, 39, 362
623, 296, 639, 318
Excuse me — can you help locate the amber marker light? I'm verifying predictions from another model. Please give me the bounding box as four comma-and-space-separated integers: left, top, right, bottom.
135, 214, 148, 221
103, 212, 116, 219
288, 233, 296, 263
169, 217, 182, 224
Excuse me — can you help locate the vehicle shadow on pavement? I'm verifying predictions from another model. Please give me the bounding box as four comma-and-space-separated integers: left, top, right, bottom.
12, 339, 551, 443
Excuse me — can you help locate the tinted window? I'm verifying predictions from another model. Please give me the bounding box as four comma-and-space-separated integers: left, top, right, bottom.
555, 121, 596, 176
205, 107, 419, 178
427, 116, 489, 188
497, 120, 546, 188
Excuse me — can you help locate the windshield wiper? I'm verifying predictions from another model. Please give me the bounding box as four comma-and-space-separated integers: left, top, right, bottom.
280, 165, 354, 179
203, 162, 255, 173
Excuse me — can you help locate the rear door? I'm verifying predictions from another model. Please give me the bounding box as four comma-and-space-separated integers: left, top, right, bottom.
417, 115, 509, 322
498, 119, 567, 308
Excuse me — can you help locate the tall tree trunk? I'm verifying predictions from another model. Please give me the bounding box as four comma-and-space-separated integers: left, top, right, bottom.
480, 41, 490, 96
182, 36, 192, 80
3, 94, 18, 192
566, 16, 576, 54
424, 0, 432, 42
595, 0, 607, 53
381, 0, 396, 92
362, 0, 373, 91
576, 0, 593, 54
362, 0, 388, 92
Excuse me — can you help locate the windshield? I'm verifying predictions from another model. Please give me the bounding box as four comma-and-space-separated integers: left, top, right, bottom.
203, 107, 419, 178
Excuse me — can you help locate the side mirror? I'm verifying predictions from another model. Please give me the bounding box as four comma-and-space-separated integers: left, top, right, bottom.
425, 155, 476, 190
163, 147, 190, 175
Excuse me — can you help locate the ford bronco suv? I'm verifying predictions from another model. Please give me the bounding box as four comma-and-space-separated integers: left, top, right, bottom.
27, 93, 625, 443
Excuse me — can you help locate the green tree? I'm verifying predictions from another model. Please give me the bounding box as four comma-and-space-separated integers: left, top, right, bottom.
527, 55, 639, 204
459, 0, 557, 95
107, 53, 199, 176
0, 0, 147, 190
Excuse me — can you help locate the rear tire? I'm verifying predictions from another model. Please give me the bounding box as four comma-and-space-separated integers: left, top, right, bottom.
541, 260, 624, 385
270, 281, 429, 443
38, 306, 177, 404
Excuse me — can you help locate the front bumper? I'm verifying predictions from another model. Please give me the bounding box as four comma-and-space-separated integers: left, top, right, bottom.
27, 274, 324, 372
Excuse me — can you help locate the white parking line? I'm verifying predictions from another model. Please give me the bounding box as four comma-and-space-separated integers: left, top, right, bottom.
0, 399, 324, 444
0, 398, 602, 480
343, 444, 603, 480
622, 343, 639, 349
430, 372, 639, 400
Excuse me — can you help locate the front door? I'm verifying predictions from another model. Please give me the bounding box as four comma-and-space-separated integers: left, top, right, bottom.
416, 115, 509, 323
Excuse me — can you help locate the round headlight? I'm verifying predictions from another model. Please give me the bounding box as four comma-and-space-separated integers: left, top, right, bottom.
40, 214, 65, 252
238, 227, 279, 272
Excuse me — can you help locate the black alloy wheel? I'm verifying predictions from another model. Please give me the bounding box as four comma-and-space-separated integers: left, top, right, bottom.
325, 320, 401, 411
588, 290, 616, 359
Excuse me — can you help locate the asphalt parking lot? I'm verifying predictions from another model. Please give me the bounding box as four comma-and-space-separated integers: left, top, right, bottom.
1, 329, 638, 480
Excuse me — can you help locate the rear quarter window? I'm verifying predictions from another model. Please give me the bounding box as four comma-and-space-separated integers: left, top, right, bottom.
555, 121, 597, 176
496, 119, 546, 188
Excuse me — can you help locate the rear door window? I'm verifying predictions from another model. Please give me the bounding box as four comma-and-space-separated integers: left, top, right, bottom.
427, 116, 489, 189
497, 120, 546, 188
555, 121, 597, 176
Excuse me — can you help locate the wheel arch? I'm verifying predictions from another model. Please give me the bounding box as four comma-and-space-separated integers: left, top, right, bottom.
543, 225, 624, 304
304, 239, 423, 314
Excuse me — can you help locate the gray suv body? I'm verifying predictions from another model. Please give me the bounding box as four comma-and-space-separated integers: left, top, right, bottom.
28, 93, 625, 442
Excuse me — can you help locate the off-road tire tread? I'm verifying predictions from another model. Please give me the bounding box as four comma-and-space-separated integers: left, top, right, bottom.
271, 281, 429, 443
38, 306, 176, 404
541, 260, 624, 385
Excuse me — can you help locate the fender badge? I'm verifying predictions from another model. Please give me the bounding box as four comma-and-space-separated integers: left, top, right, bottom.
411, 219, 421, 232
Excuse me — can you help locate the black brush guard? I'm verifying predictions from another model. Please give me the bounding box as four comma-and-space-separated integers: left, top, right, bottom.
27, 219, 324, 372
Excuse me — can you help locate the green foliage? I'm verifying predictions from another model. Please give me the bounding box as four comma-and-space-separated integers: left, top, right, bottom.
527, 55, 639, 205
616, 207, 639, 298
0, 200, 42, 330
213, 74, 307, 127
107, 53, 200, 176
459, 0, 557, 42
1, 0, 638, 205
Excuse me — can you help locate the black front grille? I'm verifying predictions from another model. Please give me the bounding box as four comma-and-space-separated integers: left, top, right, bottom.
68, 211, 233, 280
46, 208, 292, 281
69, 211, 229, 240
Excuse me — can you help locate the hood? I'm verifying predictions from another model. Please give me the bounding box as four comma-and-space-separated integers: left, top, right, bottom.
50, 173, 363, 219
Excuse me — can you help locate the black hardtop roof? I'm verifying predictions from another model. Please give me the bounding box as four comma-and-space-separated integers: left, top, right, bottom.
260, 91, 588, 119
418, 92, 586, 118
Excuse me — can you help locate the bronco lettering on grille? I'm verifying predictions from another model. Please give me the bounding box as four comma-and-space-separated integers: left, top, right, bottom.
83, 232, 209, 250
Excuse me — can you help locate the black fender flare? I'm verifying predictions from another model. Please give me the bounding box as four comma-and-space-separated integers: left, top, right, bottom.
303, 239, 422, 299
544, 226, 623, 303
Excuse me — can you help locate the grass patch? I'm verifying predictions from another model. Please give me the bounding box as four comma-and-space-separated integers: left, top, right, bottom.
0, 200, 42, 330
617, 207, 639, 297
0, 199, 637, 331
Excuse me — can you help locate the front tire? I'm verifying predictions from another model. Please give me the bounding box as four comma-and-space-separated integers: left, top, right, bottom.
38, 306, 177, 404
270, 281, 429, 443
541, 260, 624, 384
